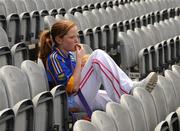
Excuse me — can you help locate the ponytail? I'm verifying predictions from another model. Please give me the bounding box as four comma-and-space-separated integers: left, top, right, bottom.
38, 30, 53, 67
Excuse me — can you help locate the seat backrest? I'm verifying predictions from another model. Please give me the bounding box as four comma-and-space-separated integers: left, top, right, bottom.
151, 84, 168, 122
43, 0, 56, 10
13, 0, 27, 14
61, 0, 72, 10
118, 32, 136, 68
133, 87, 158, 131
83, 11, 98, 29
120, 94, 148, 131
172, 64, 180, 76
34, 0, 46, 11
0, 46, 12, 67
0, 1, 7, 16
22, 0, 38, 12
0, 79, 9, 111
1, 0, 17, 15
73, 120, 101, 131
0, 65, 31, 106
11, 42, 29, 68
165, 69, 180, 106
157, 75, 177, 113
91, 110, 117, 131
74, 12, 90, 31
0, 26, 10, 47
92, 9, 106, 27
154, 120, 170, 131
127, 30, 142, 64
64, 13, 81, 30
44, 15, 57, 29
21, 60, 49, 98
106, 102, 133, 131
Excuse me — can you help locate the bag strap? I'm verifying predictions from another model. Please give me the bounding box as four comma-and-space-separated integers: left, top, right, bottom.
77, 90, 92, 118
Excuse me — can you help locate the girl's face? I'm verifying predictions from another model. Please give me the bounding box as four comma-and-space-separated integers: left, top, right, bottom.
56, 26, 80, 52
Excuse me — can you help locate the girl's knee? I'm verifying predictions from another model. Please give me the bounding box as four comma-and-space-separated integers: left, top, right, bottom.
92, 49, 106, 56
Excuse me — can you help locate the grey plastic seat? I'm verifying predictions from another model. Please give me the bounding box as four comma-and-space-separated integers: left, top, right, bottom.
0, 0, 21, 47
34, 0, 56, 17
172, 64, 180, 76
151, 84, 168, 122
73, 120, 100, 131
21, 60, 68, 131
157, 75, 177, 113
106, 102, 133, 131
61, 0, 73, 10
72, 12, 95, 50
0, 46, 12, 67
0, 66, 34, 131
165, 111, 179, 131
91, 9, 110, 51
11, 42, 29, 67
0, 27, 12, 67
91, 110, 117, 131
11, 0, 32, 45
44, 15, 57, 29
0, 79, 15, 131
154, 120, 170, 131
99, 8, 117, 54
118, 32, 136, 70
120, 94, 148, 131
42, 0, 58, 16
21, 0, 41, 43
133, 87, 158, 131
127, 30, 142, 66
81, 11, 101, 50
165, 70, 180, 105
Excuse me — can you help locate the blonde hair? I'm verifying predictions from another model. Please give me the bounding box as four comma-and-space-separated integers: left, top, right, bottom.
38, 20, 76, 66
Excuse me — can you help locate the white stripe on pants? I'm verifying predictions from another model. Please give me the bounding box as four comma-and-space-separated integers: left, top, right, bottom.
74, 49, 133, 111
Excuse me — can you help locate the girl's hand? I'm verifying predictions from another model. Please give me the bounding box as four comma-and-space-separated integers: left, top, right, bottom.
75, 44, 85, 61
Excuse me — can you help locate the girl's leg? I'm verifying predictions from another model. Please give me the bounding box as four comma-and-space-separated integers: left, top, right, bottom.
74, 49, 133, 109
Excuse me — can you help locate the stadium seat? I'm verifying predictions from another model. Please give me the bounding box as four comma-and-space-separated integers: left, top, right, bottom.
133, 87, 158, 131
11, 42, 29, 67
0, 79, 15, 131
21, 60, 69, 131
82, 11, 101, 50
21, 0, 41, 43
73, 120, 100, 131
43, 15, 57, 29
0, 46, 12, 67
157, 75, 177, 113
106, 102, 133, 131
154, 120, 170, 131
120, 94, 148, 131
165, 70, 180, 106
42, 0, 58, 16
118, 32, 136, 70
91, 110, 117, 131
172, 64, 180, 76
165, 111, 179, 131
151, 84, 168, 122
0, 66, 34, 131
61, 0, 73, 10
0, 0, 22, 47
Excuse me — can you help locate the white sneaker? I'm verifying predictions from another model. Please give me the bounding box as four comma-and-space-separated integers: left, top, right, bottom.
133, 72, 157, 93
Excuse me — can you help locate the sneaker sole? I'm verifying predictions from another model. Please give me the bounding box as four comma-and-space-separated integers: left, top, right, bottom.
145, 72, 158, 93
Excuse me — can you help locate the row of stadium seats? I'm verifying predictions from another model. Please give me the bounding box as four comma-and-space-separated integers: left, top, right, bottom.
0, 26, 29, 68
73, 64, 180, 131
0, 60, 69, 131
0, 0, 177, 48
119, 16, 180, 77
43, 6, 180, 78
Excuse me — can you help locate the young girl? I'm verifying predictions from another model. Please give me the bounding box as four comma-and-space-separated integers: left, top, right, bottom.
39, 20, 157, 111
